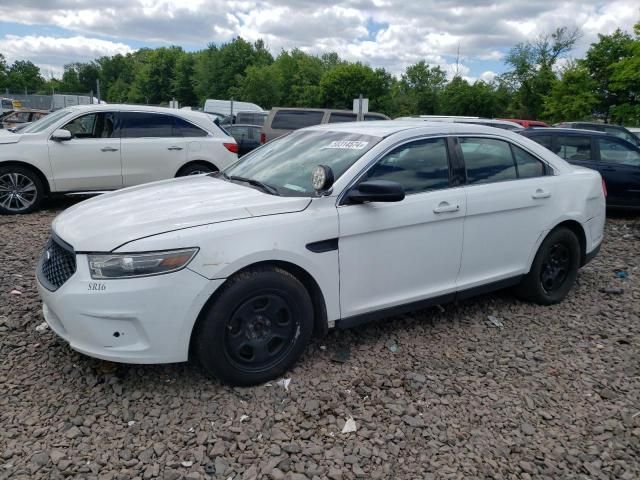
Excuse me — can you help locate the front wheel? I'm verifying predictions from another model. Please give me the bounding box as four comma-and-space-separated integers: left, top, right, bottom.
195, 266, 314, 386
0, 166, 44, 214
514, 227, 580, 305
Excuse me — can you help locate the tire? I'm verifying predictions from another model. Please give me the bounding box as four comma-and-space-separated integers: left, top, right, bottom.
0, 165, 44, 215
177, 162, 216, 177
195, 266, 314, 386
514, 227, 580, 305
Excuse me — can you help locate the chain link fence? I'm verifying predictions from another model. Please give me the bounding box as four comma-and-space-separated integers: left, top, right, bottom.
1, 91, 98, 111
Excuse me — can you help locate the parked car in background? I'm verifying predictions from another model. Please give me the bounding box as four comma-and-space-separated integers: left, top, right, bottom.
36, 122, 605, 385
554, 122, 639, 146
521, 127, 640, 208
0, 104, 237, 214
1, 109, 49, 130
396, 116, 523, 131
498, 118, 549, 128
261, 107, 390, 143
225, 124, 262, 156
204, 99, 263, 118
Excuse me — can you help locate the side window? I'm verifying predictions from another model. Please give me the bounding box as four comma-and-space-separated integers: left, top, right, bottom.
598, 139, 640, 166
328, 112, 357, 123
62, 112, 117, 139
121, 112, 174, 138
557, 136, 592, 161
271, 110, 324, 130
173, 117, 208, 137
511, 145, 546, 178
460, 137, 517, 184
363, 138, 450, 194
529, 135, 553, 151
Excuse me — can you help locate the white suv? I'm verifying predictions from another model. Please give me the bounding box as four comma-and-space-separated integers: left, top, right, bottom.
0, 104, 238, 214
36, 122, 605, 386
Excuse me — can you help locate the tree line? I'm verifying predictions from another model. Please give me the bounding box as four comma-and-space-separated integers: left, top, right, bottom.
0, 21, 638, 125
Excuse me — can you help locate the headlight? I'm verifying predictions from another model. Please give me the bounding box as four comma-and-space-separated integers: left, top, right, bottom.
88, 248, 198, 279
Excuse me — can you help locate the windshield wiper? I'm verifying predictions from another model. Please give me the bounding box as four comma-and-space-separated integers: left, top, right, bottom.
225, 174, 280, 196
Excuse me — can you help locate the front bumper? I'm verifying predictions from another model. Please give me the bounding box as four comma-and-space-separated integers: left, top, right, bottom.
36, 254, 224, 364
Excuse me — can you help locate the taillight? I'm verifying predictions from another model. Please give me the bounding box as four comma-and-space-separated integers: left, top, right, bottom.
224, 142, 238, 154
602, 178, 607, 198
260, 133, 266, 144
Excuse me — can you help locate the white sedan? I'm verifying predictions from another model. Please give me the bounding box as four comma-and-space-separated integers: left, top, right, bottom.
36, 122, 606, 385
0, 104, 238, 214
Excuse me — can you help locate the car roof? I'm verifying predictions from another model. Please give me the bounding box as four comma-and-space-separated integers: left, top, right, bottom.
227, 124, 262, 128
522, 127, 609, 136
59, 103, 215, 125
306, 120, 524, 138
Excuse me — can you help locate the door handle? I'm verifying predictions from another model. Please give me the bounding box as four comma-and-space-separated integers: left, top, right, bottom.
167, 146, 183, 151
532, 188, 551, 199
100, 146, 118, 152
433, 202, 460, 214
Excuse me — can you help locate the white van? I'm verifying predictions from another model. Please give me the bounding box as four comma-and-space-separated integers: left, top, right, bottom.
203, 99, 263, 118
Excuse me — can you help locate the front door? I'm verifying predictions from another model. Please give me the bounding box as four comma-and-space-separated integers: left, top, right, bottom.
338, 137, 466, 318
456, 136, 558, 288
47, 111, 122, 191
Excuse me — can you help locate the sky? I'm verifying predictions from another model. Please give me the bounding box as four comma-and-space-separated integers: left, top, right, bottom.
0, 0, 638, 82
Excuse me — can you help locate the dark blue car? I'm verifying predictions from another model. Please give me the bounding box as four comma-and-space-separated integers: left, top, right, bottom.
521, 128, 640, 208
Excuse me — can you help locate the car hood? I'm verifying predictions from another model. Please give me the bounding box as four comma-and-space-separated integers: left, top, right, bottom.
53, 175, 312, 252
0, 130, 21, 143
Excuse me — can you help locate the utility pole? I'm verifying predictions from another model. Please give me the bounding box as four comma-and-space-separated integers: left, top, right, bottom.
96, 79, 101, 103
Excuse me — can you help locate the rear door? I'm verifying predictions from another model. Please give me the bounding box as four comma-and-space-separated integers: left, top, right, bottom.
47, 111, 122, 191
456, 136, 557, 287
120, 112, 187, 186
595, 137, 640, 206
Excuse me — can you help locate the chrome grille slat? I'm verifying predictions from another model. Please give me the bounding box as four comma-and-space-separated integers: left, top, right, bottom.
38, 236, 77, 291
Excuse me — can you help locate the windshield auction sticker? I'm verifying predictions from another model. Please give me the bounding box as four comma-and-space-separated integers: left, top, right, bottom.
323, 140, 369, 150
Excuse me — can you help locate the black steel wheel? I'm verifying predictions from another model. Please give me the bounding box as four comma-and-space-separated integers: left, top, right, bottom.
514, 227, 580, 305
195, 266, 314, 386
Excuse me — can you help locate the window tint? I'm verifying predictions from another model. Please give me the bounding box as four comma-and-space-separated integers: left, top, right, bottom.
529, 135, 553, 151
603, 127, 638, 145
228, 125, 250, 139
271, 110, 324, 130
121, 112, 174, 138
236, 112, 267, 126
364, 114, 387, 121
328, 112, 357, 123
598, 139, 640, 166
460, 137, 517, 184
557, 136, 592, 161
173, 117, 207, 137
363, 138, 450, 194
512, 145, 546, 178
62, 112, 117, 139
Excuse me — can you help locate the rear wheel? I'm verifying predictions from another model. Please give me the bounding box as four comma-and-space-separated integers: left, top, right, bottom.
177, 162, 216, 176
515, 227, 580, 305
0, 166, 44, 214
195, 266, 314, 386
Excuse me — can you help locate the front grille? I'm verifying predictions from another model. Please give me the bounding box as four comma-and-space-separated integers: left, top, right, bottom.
38, 236, 77, 291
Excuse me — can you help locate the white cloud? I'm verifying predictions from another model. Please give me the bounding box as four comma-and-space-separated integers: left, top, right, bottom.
479, 70, 497, 83
0, 0, 637, 78
0, 35, 134, 77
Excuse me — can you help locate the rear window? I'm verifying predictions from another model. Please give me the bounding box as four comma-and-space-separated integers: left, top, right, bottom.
121, 112, 175, 138
328, 112, 357, 123
174, 117, 208, 137
271, 110, 324, 130
528, 135, 553, 150
236, 112, 267, 126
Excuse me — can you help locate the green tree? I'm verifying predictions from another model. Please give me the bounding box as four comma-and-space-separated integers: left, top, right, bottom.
320, 63, 390, 110
0, 54, 8, 90
172, 53, 197, 106
6, 60, 44, 92
583, 28, 635, 121
608, 22, 640, 125
400, 61, 446, 114
543, 62, 599, 122
502, 27, 581, 118
128, 47, 183, 104
237, 64, 283, 108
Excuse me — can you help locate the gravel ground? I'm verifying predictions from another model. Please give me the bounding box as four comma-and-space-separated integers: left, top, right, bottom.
1, 200, 639, 480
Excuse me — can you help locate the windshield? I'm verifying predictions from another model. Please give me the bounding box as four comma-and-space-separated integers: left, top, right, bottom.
21, 108, 71, 134
224, 130, 381, 196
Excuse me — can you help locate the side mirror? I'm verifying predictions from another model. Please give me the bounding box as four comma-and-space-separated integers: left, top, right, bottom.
51, 129, 72, 141
347, 180, 405, 204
